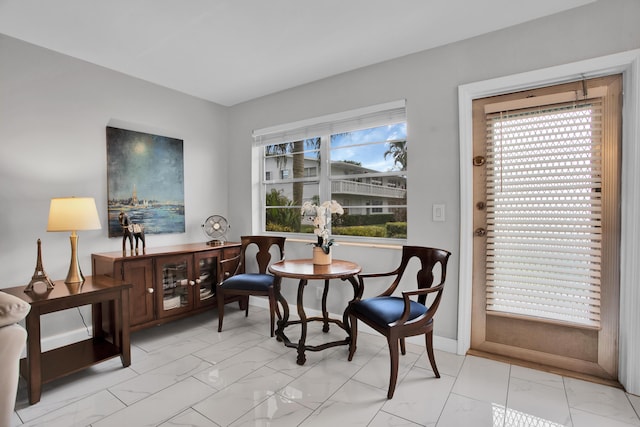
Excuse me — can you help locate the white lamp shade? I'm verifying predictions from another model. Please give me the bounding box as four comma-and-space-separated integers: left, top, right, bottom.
47, 197, 102, 232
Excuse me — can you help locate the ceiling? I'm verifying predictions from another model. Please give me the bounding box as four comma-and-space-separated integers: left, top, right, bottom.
0, 0, 594, 106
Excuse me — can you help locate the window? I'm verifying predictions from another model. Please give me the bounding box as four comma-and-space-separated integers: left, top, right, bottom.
253, 101, 407, 240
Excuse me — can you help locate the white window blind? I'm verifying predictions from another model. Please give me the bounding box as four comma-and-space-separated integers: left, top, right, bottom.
252, 100, 405, 146
484, 99, 603, 327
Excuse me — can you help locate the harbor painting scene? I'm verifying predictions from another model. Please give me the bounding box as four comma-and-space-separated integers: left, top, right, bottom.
106, 126, 185, 237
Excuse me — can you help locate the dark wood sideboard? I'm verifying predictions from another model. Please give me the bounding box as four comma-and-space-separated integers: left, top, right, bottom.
92, 242, 244, 331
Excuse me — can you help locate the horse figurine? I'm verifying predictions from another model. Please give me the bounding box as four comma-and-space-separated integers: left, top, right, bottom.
119, 211, 146, 253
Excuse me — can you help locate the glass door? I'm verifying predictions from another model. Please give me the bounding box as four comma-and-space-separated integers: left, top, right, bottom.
194, 251, 218, 308
156, 254, 194, 318
470, 75, 621, 379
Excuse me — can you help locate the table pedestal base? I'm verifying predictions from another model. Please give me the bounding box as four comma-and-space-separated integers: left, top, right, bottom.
275, 276, 360, 365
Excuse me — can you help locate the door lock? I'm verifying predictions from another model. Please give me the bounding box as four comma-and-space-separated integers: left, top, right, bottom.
473, 156, 486, 166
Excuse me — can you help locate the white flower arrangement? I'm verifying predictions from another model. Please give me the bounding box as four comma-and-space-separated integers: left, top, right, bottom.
301, 200, 344, 253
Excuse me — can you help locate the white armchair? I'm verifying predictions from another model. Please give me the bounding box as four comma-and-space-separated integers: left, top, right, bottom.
0, 291, 30, 427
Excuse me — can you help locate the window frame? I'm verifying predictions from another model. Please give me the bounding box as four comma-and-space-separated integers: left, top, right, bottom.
252, 101, 408, 245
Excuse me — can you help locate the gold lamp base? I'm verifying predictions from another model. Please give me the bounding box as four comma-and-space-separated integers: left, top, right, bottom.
65, 232, 85, 285
46, 197, 101, 285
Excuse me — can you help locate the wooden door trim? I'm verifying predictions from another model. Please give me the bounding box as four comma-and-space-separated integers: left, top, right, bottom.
457, 49, 640, 394
469, 75, 621, 379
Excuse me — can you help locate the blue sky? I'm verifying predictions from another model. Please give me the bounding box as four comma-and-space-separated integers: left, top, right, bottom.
322, 123, 406, 172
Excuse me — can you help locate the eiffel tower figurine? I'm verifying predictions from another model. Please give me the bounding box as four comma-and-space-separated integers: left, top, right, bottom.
25, 238, 55, 292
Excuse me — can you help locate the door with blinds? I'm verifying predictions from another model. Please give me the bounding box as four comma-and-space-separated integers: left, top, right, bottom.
470, 75, 622, 381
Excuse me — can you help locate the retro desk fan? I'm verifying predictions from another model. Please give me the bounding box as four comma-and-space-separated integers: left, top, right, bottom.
202, 215, 229, 246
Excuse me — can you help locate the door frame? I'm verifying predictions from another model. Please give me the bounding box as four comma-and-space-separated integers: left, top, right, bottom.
457, 49, 640, 395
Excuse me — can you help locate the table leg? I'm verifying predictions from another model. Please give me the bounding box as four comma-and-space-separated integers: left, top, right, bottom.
25, 309, 42, 404
321, 279, 330, 333
343, 276, 361, 342
92, 301, 103, 339
275, 278, 289, 342
296, 279, 308, 365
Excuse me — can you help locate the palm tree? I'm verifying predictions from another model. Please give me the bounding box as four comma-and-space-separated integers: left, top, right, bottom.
384, 139, 408, 222
292, 140, 305, 210
264, 138, 320, 231
383, 140, 407, 170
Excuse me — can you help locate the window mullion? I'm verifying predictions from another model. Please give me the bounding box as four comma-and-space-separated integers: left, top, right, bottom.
320, 135, 331, 202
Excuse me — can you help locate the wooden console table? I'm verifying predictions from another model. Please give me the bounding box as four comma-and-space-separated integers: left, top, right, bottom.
3, 275, 131, 404
92, 242, 242, 331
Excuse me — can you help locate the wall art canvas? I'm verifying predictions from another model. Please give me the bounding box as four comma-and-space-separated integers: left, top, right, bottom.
106, 126, 185, 237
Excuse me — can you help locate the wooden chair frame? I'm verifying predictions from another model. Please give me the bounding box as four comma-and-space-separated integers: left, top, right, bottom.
216, 235, 285, 337
347, 245, 451, 398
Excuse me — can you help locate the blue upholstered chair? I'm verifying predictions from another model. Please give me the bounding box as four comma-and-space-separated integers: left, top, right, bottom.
347, 245, 451, 398
217, 235, 285, 337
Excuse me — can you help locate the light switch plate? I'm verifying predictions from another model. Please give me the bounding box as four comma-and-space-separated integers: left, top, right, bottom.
433, 204, 445, 222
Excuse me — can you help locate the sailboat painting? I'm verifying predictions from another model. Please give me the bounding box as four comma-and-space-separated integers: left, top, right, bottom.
106, 126, 185, 237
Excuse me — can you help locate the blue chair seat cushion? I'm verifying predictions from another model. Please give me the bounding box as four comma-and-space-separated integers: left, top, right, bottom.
351, 296, 427, 327
221, 273, 275, 291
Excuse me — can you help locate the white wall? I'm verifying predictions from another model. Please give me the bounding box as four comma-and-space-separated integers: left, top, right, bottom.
1, 0, 638, 361
227, 0, 640, 344
0, 35, 229, 337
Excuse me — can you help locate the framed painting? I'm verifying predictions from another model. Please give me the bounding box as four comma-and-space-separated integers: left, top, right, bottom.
106, 126, 185, 237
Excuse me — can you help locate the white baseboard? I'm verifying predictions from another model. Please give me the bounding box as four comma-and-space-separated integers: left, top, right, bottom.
35, 297, 459, 358
21, 326, 93, 359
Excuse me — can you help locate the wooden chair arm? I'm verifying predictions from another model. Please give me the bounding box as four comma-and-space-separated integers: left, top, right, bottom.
218, 254, 241, 283
357, 269, 399, 280
358, 268, 402, 297
394, 284, 445, 326
402, 283, 444, 299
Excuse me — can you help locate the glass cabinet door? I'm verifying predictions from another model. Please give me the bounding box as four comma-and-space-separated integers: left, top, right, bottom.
156, 254, 194, 318
194, 252, 218, 308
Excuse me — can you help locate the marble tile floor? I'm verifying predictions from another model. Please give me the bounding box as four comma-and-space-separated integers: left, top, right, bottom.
10, 306, 640, 427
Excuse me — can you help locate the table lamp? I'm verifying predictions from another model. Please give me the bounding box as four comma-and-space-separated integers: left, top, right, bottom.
47, 197, 101, 284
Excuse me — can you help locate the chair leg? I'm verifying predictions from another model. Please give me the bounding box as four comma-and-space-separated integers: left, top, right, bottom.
217, 290, 225, 333
425, 330, 440, 378
268, 291, 276, 337
348, 314, 358, 361
387, 336, 400, 399
400, 337, 406, 355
